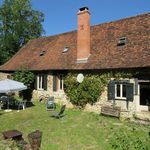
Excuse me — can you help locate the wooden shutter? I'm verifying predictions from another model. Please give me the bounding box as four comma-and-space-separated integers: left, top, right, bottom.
108, 81, 115, 100
53, 75, 57, 92
34, 76, 38, 90
43, 75, 47, 90
126, 83, 134, 101
134, 78, 138, 95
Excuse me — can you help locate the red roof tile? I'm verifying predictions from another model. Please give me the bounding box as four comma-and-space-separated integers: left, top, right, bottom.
0, 13, 150, 71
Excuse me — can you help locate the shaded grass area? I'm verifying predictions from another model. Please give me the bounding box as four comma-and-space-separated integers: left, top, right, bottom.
0, 102, 150, 150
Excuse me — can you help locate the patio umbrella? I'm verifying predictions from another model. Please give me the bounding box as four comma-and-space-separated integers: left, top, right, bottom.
0, 79, 27, 93
0, 79, 27, 112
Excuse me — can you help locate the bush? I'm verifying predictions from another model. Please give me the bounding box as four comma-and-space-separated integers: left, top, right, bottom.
13, 70, 34, 89
64, 73, 110, 108
13, 69, 35, 100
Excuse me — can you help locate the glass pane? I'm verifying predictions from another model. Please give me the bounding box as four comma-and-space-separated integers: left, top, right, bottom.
122, 84, 126, 97
42, 75, 44, 89
39, 76, 41, 89
53, 76, 57, 91
60, 75, 63, 90
117, 84, 120, 97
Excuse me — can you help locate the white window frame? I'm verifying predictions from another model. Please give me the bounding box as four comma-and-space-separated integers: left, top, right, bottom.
58, 74, 64, 91
115, 84, 126, 100
37, 75, 44, 90
53, 74, 64, 92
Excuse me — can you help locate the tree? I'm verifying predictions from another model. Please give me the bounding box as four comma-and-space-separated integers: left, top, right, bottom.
13, 69, 35, 89
13, 69, 35, 100
0, 0, 44, 64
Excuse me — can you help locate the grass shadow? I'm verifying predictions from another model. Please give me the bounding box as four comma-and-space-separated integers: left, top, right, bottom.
0, 101, 35, 111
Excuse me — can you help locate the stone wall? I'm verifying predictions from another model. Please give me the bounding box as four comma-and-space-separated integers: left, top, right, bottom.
0, 72, 11, 80
32, 75, 139, 119
32, 73, 67, 100
32, 73, 53, 100
84, 79, 139, 119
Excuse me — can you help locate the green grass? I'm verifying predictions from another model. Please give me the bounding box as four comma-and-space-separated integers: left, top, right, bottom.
0, 102, 150, 150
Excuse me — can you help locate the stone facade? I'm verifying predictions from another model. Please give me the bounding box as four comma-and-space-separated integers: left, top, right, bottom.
33, 74, 66, 97
0, 71, 148, 120
32, 73, 53, 100
32, 74, 140, 119
0, 72, 11, 80
83, 78, 140, 119
0, 71, 142, 119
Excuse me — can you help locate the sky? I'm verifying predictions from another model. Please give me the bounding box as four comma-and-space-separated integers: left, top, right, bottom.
1, 0, 150, 36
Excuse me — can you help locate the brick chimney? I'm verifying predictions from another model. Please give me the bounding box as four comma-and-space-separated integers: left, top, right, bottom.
77, 7, 90, 63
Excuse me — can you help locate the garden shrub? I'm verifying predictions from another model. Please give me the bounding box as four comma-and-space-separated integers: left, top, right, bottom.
64, 73, 110, 108
13, 69, 35, 100
13, 70, 35, 89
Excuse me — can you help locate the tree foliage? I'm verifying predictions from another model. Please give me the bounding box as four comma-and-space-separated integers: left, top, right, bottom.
13, 69, 35, 100
13, 69, 34, 89
0, 0, 44, 64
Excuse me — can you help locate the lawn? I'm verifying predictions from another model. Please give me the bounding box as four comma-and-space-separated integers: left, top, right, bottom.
0, 102, 150, 150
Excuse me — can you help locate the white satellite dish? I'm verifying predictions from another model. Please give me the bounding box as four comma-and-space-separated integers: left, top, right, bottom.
77, 73, 84, 83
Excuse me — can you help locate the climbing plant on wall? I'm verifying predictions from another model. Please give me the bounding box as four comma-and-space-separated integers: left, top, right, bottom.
64, 72, 133, 108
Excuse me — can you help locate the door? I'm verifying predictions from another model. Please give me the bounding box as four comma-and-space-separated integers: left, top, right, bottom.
139, 82, 150, 111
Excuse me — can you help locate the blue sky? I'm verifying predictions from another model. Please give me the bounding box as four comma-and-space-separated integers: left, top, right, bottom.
31, 0, 150, 36
0, 0, 150, 36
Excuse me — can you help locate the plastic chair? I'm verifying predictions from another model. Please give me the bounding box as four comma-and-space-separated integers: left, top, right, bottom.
17, 101, 26, 110
50, 105, 66, 119
46, 96, 56, 111
0, 96, 9, 109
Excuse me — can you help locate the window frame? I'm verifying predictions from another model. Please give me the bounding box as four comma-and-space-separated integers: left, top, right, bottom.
117, 37, 127, 46
59, 74, 64, 91
37, 74, 45, 90
63, 46, 69, 53
53, 74, 64, 92
115, 83, 127, 100
108, 80, 134, 101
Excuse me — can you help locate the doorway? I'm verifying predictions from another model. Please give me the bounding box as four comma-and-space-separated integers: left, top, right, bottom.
140, 82, 150, 111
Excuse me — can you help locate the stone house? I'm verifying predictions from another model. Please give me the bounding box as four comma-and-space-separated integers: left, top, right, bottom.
0, 7, 150, 118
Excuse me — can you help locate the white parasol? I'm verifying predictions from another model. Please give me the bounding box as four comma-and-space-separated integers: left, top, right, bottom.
0, 79, 27, 93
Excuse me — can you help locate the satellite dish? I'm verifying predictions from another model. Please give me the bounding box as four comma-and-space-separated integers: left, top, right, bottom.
77, 73, 84, 83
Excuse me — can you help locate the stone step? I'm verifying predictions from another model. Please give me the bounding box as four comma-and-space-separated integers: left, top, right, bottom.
135, 112, 150, 121
130, 119, 150, 125
130, 112, 150, 125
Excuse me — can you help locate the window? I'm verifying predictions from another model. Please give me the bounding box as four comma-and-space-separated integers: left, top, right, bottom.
53, 74, 64, 92
39, 50, 46, 56
53, 75, 58, 92
63, 46, 69, 53
36, 75, 47, 90
59, 75, 63, 90
108, 80, 134, 101
115, 84, 127, 99
117, 37, 126, 46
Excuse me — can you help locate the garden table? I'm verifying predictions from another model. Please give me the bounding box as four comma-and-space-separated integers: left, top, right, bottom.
3, 130, 23, 140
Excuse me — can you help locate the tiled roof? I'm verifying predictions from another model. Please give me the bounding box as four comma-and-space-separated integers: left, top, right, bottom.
0, 13, 150, 71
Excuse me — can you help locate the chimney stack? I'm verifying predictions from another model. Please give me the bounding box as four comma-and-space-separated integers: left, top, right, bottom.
77, 7, 90, 63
